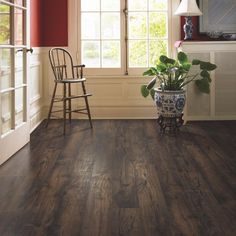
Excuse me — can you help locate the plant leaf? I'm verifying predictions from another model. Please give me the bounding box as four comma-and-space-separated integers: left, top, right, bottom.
167, 58, 176, 65
195, 78, 210, 94
156, 63, 167, 72
150, 89, 155, 100
192, 59, 201, 65
200, 62, 217, 71
141, 85, 149, 97
182, 63, 191, 71
146, 77, 156, 90
160, 55, 175, 65
178, 52, 188, 64
143, 68, 155, 76
150, 67, 158, 74
200, 70, 211, 82
159, 55, 168, 64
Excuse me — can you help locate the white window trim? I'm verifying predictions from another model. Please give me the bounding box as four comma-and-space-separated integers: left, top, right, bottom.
68, 0, 180, 77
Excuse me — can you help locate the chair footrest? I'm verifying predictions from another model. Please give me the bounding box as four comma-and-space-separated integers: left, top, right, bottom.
67, 108, 88, 114
66, 94, 92, 100
52, 94, 92, 101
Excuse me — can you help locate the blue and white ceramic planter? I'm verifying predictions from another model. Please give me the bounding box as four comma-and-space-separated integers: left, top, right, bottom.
154, 89, 186, 117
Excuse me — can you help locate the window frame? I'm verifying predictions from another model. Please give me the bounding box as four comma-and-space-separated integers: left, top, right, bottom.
72, 0, 176, 76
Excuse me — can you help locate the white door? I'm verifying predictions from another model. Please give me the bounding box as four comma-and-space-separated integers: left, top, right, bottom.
0, 0, 30, 165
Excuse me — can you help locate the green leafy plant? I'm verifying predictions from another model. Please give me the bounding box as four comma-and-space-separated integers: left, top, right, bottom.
141, 51, 217, 99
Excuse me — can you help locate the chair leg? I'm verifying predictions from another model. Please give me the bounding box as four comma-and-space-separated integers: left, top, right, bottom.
46, 82, 57, 128
85, 96, 93, 128
68, 83, 72, 123
63, 83, 67, 134
82, 82, 93, 129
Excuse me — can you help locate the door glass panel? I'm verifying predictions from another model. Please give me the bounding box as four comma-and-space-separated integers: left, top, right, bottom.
1, 92, 12, 135
15, 8, 24, 45
15, 0, 24, 6
0, 48, 12, 90
0, 4, 10, 44
15, 87, 24, 126
15, 49, 24, 86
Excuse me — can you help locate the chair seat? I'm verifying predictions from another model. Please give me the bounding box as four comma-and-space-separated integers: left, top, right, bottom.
56, 78, 86, 83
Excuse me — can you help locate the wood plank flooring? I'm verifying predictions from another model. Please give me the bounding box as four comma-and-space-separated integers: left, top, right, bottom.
0, 120, 235, 236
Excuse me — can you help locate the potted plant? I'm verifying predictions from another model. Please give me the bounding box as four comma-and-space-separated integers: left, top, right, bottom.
141, 51, 217, 121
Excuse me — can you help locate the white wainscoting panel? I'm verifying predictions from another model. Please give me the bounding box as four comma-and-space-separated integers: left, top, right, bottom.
181, 41, 236, 121
29, 48, 44, 132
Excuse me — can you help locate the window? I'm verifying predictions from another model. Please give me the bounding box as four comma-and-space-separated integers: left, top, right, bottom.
81, 0, 121, 68
80, 0, 170, 75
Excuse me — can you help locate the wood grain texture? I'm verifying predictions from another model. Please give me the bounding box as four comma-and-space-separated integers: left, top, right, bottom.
0, 120, 235, 236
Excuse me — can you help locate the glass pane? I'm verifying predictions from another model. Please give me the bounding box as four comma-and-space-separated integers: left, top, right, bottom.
149, 0, 167, 10
15, 8, 24, 45
149, 40, 167, 66
81, 13, 100, 39
128, 0, 147, 11
0, 4, 10, 44
129, 13, 147, 39
82, 41, 100, 67
101, 0, 120, 11
15, 0, 24, 6
101, 13, 120, 39
15, 49, 24, 86
81, 0, 100, 11
15, 87, 24, 126
149, 12, 167, 38
0, 48, 11, 90
1, 92, 12, 135
102, 41, 120, 67
129, 40, 147, 67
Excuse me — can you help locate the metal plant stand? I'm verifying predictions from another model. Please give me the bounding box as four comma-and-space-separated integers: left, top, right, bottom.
157, 114, 184, 134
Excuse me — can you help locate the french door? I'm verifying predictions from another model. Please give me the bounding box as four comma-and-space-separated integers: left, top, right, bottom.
0, 0, 30, 165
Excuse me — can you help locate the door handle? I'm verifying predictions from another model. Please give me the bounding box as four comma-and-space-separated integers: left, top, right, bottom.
26, 48, 33, 53
16, 48, 33, 54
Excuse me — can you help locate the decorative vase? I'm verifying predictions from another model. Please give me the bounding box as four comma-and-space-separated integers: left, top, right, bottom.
154, 89, 186, 118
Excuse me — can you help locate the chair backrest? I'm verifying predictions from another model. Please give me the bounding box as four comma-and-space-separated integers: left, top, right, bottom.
49, 48, 75, 81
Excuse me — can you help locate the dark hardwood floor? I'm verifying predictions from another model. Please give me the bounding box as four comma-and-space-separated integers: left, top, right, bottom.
0, 120, 236, 236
